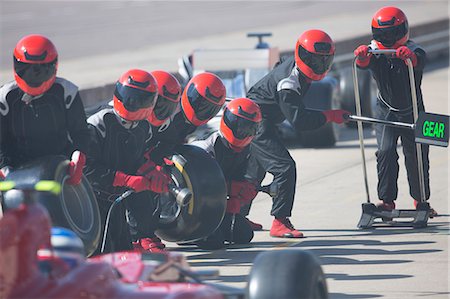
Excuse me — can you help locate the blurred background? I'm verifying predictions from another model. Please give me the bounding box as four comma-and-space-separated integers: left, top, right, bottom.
1, 1, 448, 90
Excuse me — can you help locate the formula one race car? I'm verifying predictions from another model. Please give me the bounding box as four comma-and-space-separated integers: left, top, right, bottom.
0, 180, 329, 299
177, 33, 345, 147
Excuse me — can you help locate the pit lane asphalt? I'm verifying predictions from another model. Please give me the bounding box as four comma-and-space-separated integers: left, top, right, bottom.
168, 61, 450, 298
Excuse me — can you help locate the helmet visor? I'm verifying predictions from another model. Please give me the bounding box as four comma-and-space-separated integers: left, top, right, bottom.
223, 108, 260, 139
186, 84, 223, 121
372, 23, 408, 47
114, 82, 156, 112
14, 57, 57, 87
153, 96, 179, 121
298, 46, 334, 75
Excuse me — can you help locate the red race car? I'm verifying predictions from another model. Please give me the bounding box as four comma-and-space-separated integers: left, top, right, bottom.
0, 181, 328, 299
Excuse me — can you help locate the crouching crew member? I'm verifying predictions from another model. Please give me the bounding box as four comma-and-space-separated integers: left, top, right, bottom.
146, 72, 226, 165
191, 98, 261, 249
0, 34, 90, 184
85, 69, 170, 254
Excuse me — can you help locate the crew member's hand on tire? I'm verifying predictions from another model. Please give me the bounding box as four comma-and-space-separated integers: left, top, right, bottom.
137, 158, 171, 193
145, 166, 170, 193
0, 166, 12, 179
113, 171, 152, 193
67, 151, 86, 185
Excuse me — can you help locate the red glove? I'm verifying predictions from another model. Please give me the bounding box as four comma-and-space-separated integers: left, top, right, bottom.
0, 166, 11, 179
67, 151, 86, 185
396, 46, 417, 67
137, 159, 157, 176
354, 45, 372, 67
137, 156, 171, 193
163, 157, 174, 166
323, 109, 350, 124
113, 171, 152, 193
230, 180, 258, 205
145, 166, 170, 193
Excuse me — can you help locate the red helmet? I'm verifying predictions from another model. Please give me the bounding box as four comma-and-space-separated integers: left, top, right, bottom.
371, 6, 409, 49
295, 29, 335, 81
13, 34, 58, 96
181, 72, 226, 126
113, 69, 158, 122
220, 98, 262, 151
148, 70, 181, 126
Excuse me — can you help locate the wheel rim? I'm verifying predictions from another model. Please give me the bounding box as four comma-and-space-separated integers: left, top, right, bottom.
60, 176, 96, 235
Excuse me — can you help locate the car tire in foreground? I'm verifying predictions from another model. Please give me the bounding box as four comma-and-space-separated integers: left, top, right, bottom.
247, 249, 328, 299
5, 155, 101, 257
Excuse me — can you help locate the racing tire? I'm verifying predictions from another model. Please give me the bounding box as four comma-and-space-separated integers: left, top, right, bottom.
339, 66, 374, 127
5, 155, 101, 257
247, 249, 328, 299
156, 145, 227, 243
298, 78, 341, 147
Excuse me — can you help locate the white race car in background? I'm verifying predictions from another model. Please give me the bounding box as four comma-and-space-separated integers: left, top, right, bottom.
177, 33, 370, 147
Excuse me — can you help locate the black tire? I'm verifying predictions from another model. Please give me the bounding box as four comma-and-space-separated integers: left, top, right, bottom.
339, 66, 373, 127
156, 145, 227, 243
6, 155, 101, 257
298, 77, 340, 147
247, 249, 328, 299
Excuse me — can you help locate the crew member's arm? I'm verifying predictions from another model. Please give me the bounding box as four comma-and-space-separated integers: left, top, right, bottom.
278, 88, 327, 131
66, 92, 92, 155
0, 112, 12, 177
84, 125, 117, 193
278, 87, 349, 130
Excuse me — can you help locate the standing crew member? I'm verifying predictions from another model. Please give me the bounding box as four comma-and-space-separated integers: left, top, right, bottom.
0, 34, 89, 184
354, 6, 434, 215
244, 30, 350, 238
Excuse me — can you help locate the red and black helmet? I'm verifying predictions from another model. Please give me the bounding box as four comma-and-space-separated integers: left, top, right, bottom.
371, 6, 409, 49
148, 70, 181, 126
220, 97, 262, 151
113, 69, 158, 122
13, 34, 58, 96
181, 72, 226, 126
295, 29, 335, 81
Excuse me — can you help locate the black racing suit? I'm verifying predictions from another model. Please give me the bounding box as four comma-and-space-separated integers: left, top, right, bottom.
359, 40, 430, 203
0, 78, 91, 170
85, 108, 159, 253
147, 108, 197, 163
244, 55, 327, 218
191, 132, 253, 246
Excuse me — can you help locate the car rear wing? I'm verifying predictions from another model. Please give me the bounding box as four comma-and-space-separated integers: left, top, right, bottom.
191, 47, 280, 73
